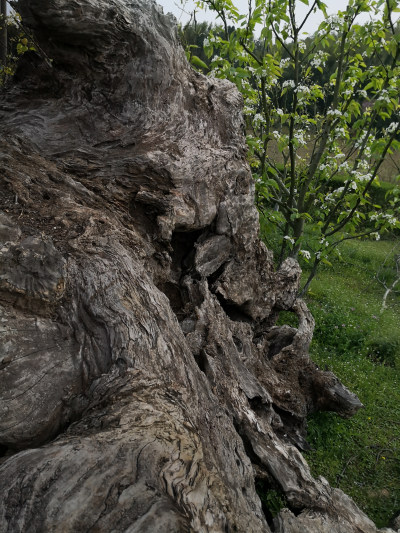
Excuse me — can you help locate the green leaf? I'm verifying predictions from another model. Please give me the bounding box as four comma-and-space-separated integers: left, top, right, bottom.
265, 178, 280, 190
267, 166, 278, 176
190, 55, 208, 70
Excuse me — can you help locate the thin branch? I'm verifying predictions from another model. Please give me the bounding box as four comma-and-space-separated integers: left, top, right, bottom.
298, 1, 318, 34
325, 126, 400, 238
336, 455, 358, 487
386, 0, 396, 35
300, 230, 380, 296
376, 240, 400, 313
240, 40, 262, 65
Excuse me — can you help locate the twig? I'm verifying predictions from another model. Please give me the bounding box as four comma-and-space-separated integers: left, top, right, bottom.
336, 455, 358, 487
376, 241, 400, 314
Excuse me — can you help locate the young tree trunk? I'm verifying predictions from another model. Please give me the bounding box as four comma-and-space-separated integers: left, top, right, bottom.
0, 1, 388, 532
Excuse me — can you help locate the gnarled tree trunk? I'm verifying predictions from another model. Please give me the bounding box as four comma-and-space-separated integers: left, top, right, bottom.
0, 1, 390, 531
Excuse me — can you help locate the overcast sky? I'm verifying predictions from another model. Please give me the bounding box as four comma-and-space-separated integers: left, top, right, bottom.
157, 0, 376, 35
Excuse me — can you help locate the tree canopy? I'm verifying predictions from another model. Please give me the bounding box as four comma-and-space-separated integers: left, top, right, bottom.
185, 0, 400, 291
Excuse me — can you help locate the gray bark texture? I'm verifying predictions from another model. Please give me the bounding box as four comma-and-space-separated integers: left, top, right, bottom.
0, 1, 392, 531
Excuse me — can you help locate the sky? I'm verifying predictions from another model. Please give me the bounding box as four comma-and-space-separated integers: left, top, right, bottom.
5, 0, 383, 35
157, 0, 376, 36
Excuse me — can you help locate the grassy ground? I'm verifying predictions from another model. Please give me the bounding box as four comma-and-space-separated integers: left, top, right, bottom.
300, 238, 400, 527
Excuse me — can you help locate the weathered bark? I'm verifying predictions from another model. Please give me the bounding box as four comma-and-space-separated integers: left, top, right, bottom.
0, 0, 392, 531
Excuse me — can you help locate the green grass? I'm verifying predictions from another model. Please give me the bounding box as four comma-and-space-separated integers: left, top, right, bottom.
258, 210, 400, 525
301, 238, 400, 527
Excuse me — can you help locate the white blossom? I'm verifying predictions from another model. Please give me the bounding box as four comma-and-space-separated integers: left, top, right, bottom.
354, 131, 369, 148
284, 235, 295, 245
300, 250, 311, 260
377, 89, 390, 103
335, 127, 347, 138
351, 170, 372, 183
328, 14, 341, 24
339, 161, 350, 172
283, 79, 296, 89
380, 213, 397, 226
294, 130, 307, 145
311, 51, 327, 68
253, 113, 265, 125
295, 85, 311, 94
326, 14, 342, 30
385, 122, 399, 135
327, 108, 342, 117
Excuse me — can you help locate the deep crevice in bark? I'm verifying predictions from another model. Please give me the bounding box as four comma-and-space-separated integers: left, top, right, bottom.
213, 291, 253, 323
232, 419, 264, 469
255, 477, 288, 530
157, 228, 205, 318
0, 444, 9, 458
193, 349, 210, 376
272, 404, 311, 451
266, 326, 297, 359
